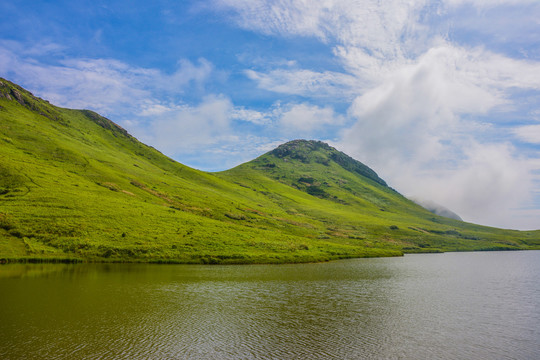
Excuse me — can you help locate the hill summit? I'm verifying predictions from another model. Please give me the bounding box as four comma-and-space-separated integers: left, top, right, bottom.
1, 77, 539, 263
268, 140, 386, 186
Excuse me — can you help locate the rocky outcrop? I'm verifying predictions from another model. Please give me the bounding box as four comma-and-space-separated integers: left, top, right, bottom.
0, 77, 66, 123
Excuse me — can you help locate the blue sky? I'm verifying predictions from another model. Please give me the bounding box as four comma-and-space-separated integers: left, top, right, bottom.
1, 0, 540, 230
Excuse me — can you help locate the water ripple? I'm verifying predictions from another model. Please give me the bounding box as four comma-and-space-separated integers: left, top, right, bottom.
1, 252, 539, 359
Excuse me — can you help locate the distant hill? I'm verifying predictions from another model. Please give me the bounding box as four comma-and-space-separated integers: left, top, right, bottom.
1, 77, 539, 263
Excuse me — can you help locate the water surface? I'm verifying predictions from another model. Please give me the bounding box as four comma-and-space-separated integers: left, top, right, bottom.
1, 251, 539, 359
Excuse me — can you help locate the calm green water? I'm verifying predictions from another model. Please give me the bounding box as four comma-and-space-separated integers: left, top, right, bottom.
1, 251, 539, 359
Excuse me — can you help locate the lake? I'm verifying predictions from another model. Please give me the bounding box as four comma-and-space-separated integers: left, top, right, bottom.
1, 251, 539, 359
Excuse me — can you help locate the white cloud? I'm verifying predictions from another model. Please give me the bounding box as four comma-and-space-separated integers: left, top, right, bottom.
0, 41, 213, 117
229, 107, 270, 125
0, 39, 66, 56
130, 97, 284, 162
421, 143, 534, 230
139, 103, 177, 117
132, 95, 233, 155
514, 125, 540, 144
215, 0, 429, 59
342, 44, 501, 165
214, 0, 332, 39
185, 136, 290, 171
278, 103, 344, 136
338, 44, 540, 228
158, 58, 214, 92
443, 0, 539, 8
245, 68, 359, 97
0, 39, 296, 170
217, 0, 440, 92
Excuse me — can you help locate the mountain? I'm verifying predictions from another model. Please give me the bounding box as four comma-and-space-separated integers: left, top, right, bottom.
1, 78, 539, 263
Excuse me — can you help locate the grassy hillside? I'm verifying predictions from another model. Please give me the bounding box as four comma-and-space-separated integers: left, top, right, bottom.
1, 78, 539, 264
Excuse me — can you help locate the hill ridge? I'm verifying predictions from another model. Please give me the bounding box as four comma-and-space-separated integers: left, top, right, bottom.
1, 78, 539, 264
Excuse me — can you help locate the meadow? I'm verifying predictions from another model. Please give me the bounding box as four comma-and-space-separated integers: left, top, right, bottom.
1, 78, 539, 264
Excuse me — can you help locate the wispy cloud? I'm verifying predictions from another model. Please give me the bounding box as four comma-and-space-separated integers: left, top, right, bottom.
230, 107, 270, 125
214, 0, 429, 58
514, 125, 540, 144
0, 41, 213, 117
277, 103, 344, 137
444, 0, 539, 8
245, 68, 358, 98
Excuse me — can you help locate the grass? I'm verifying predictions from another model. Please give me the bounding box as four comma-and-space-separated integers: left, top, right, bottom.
1, 78, 539, 264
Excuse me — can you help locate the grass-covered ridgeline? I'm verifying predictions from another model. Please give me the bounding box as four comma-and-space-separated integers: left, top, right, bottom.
1, 78, 539, 264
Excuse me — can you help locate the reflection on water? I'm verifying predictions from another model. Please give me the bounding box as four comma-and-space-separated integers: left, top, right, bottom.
1, 251, 539, 359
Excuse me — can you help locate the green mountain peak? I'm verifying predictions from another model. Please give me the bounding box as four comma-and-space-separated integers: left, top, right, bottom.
268, 139, 386, 186
222, 139, 388, 203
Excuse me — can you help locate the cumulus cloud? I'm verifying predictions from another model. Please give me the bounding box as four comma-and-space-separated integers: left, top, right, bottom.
339, 43, 540, 228
341, 44, 503, 165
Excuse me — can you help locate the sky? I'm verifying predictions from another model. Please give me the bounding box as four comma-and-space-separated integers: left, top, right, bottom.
1, 0, 540, 230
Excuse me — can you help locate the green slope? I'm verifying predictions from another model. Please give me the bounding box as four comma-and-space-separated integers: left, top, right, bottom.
1, 78, 539, 263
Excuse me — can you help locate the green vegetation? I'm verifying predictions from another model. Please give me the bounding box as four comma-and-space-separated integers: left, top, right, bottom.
1, 78, 539, 264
